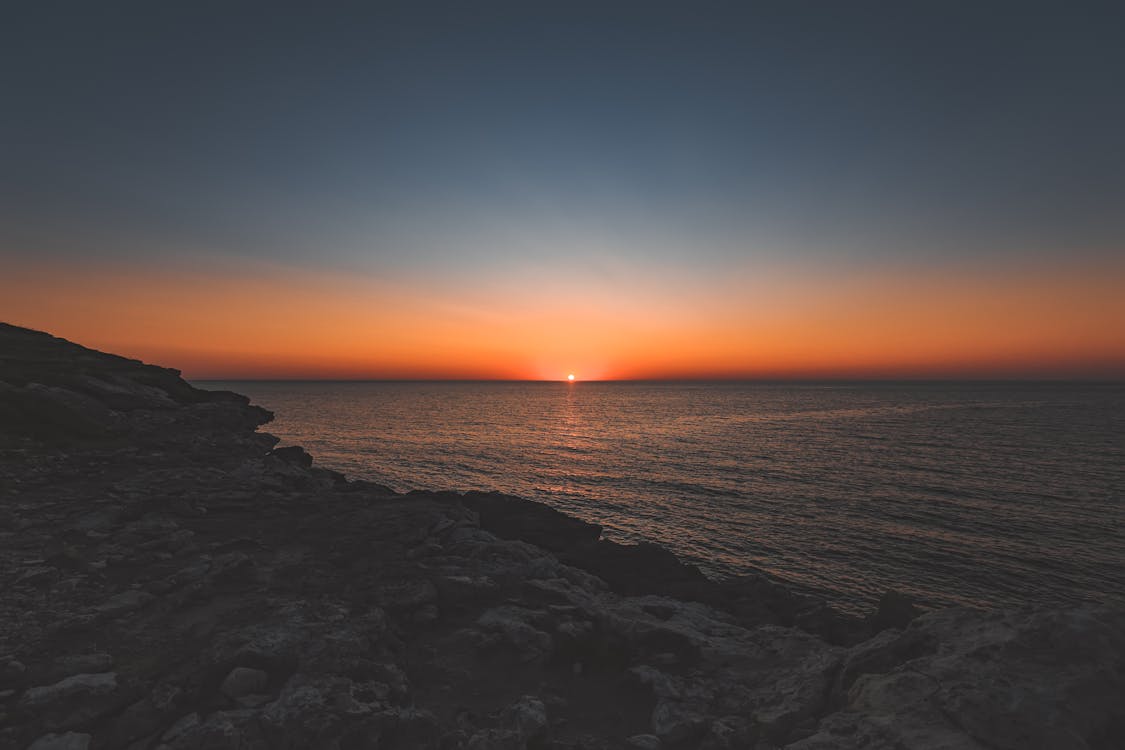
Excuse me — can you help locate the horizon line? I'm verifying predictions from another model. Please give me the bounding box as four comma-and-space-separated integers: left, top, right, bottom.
189, 376, 1125, 384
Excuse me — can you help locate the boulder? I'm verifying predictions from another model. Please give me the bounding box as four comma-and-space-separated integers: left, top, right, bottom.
220, 667, 269, 700
35, 654, 113, 685
20, 672, 124, 731
272, 445, 313, 468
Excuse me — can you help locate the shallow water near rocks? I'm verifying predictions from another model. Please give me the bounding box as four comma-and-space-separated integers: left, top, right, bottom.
200, 380, 1125, 614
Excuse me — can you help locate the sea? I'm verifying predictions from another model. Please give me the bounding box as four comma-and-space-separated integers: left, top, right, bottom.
199, 380, 1125, 614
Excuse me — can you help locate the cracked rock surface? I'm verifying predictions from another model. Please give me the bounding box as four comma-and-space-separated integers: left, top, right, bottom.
2, 322, 1124, 749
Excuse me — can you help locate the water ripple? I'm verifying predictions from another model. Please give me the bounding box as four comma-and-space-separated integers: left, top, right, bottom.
200, 380, 1125, 614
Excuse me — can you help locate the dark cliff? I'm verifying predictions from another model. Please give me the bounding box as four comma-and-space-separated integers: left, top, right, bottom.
1, 322, 1123, 750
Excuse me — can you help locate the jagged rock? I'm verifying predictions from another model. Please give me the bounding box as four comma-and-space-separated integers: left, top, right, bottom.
466, 728, 523, 749
207, 552, 255, 585
461, 490, 865, 645
868, 589, 921, 632
219, 667, 269, 699
271, 445, 313, 468
95, 589, 154, 618
460, 491, 603, 552
161, 708, 266, 749
107, 683, 183, 746
566, 541, 708, 597
794, 605, 1125, 749
32, 654, 114, 686
501, 695, 548, 742
477, 606, 554, 662
20, 672, 123, 731
831, 625, 931, 699
436, 574, 501, 607
160, 713, 201, 742
75, 373, 177, 409
619, 602, 843, 747
26, 732, 92, 750
375, 577, 438, 612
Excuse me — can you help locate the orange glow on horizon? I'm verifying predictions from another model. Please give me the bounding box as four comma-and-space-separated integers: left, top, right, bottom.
3, 258, 1124, 380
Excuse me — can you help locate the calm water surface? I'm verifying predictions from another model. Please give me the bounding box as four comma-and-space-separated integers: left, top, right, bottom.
200, 381, 1125, 613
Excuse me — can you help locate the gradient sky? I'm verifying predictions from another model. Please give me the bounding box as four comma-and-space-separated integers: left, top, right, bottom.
3, 2, 1124, 379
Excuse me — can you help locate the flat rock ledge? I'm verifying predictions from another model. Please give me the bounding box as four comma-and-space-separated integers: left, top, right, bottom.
1, 321, 1123, 750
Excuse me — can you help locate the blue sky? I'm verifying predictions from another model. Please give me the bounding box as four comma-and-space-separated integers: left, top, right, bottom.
6, 1, 1124, 273
3, 2, 1124, 378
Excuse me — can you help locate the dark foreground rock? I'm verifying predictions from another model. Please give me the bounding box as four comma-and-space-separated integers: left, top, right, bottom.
1, 322, 1123, 749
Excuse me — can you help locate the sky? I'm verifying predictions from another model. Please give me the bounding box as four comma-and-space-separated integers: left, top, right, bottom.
3, 1, 1124, 379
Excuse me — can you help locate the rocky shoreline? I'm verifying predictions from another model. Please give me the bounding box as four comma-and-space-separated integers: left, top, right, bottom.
1, 322, 1123, 750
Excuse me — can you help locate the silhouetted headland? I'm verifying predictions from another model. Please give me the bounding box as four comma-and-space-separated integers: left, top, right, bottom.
2, 321, 1123, 749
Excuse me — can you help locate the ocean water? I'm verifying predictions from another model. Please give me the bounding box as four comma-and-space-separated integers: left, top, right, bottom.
200, 380, 1125, 613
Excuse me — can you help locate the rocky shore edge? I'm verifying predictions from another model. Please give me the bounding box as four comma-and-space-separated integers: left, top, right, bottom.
1, 321, 1123, 750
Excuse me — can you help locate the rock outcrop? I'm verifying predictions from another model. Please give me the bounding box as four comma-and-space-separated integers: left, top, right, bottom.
1, 322, 1123, 749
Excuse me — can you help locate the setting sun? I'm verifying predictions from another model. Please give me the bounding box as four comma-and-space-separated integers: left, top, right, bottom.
4, 3, 1123, 744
